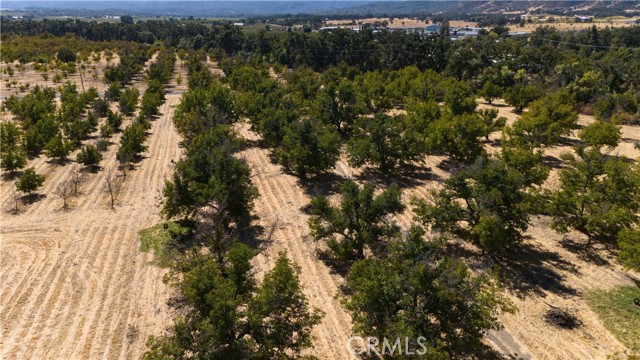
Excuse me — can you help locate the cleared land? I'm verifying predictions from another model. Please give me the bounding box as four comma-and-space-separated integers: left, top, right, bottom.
0, 60, 182, 359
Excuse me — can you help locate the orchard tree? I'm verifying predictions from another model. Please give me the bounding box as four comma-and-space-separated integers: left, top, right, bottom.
414, 152, 547, 252
163, 129, 257, 226
503, 84, 542, 113
247, 252, 324, 359
117, 122, 148, 160
44, 131, 73, 161
105, 82, 121, 101
119, 87, 139, 116
345, 226, 514, 357
77, 144, 103, 168
275, 119, 340, 178
107, 109, 123, 131
478, 108, 507, 140
548, 122, 639, 243
348, 113, 424, 174
143, 246, 322, 360
504, 91, 578, 149
479, 81, 502, 104
311, 79, 361, 135
308, 180, 405, 261
0, 122, 27, 173
16, 168, 45, 195
427, 112, 486, 164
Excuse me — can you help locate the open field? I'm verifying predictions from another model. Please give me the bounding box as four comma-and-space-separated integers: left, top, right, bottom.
325, 16, 640, 32
2, 62, 640, 360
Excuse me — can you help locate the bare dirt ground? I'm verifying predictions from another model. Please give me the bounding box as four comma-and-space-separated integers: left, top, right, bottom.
1, 62, 181, 359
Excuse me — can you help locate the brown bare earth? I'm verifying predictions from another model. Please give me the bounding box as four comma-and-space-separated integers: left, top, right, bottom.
1, 60, 182, 359
2, 62, 639, 360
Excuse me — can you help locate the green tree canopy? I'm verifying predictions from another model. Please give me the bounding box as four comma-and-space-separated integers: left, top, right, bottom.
414, 152, 547, 252
308, 180, 405, 261
344, 226, 514, 357
16, 168, 45, 194
275, 118, 341, 178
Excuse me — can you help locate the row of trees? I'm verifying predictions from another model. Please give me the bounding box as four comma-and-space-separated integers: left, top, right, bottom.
226, 62, 508, 176
145, 55, 324, 359
225, 59, 640, 269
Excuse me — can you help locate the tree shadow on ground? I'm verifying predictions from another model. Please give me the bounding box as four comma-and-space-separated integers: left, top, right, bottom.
238, 216, 275, 251
356, 163, 442, 189
315, 248, 352, 279
1, 170, 23, 181
21, 193, 46, 204
558, 236, 612, 267
450, 240, 579, 299
559, 136, 582, 147
542, 155, 565, 170
298, 172, 345, 198
46, 157, 73, 166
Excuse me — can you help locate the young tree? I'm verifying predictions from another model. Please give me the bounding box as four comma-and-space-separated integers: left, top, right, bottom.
16, 168, 45, 195
55, 181, 73, 210
106, 109, 123, 131
0, 122, 27, 173
478, 108, 507, 140
345, 226, 513, 357
247, 252, 324, 359
104, 166, 121, 210
117, 122, 148, 162
275, 119, 340, 178
105, 82, 121, 101
44, 132, 73, 161
77, 144, 103, 168
119, 87, 139, 116
348, 113, 424, 174
70, 164, 85, 196
308, 180, 405, 261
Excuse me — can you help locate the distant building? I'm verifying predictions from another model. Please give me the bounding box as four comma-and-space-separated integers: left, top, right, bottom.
575, 16, 593, 23
424, 24, 441, 33
507, 31, 530, 37
233, 22, 244, 26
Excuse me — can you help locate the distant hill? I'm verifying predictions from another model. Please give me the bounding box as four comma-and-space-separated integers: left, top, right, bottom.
3, 1, 639, 18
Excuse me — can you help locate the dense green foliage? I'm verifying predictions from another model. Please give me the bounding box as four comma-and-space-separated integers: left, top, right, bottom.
309, 180, 405, 261
345, 226, 514, 357
414, 149, 548, 252
16, 167, 45, 194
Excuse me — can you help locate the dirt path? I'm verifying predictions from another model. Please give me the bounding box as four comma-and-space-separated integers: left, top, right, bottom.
1, 89, 181, 359
237, 125, 355, 360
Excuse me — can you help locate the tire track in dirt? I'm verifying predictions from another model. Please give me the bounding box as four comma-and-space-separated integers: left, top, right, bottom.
1, 86, 179, 359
